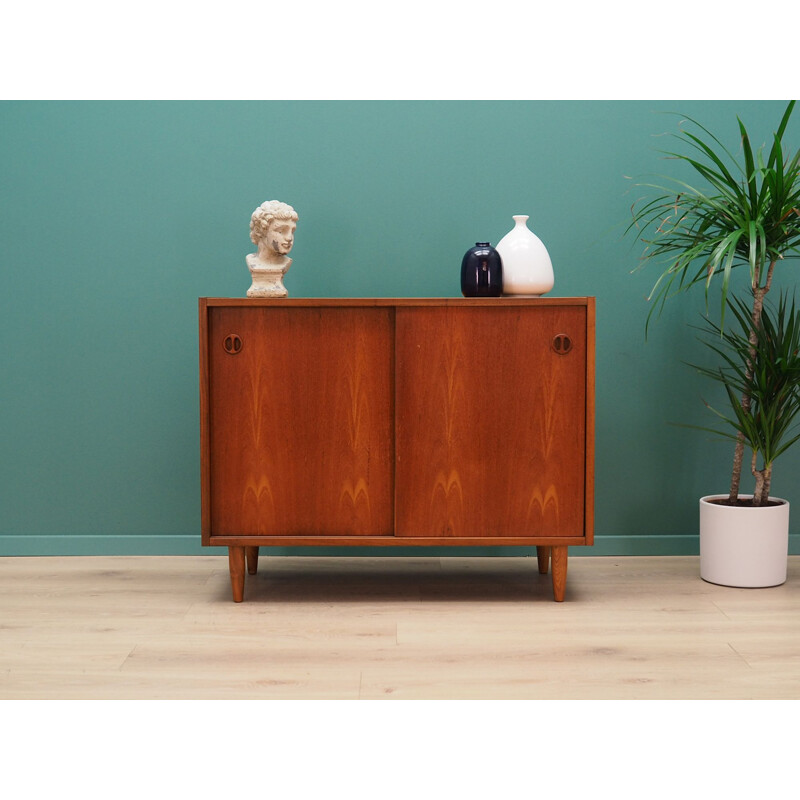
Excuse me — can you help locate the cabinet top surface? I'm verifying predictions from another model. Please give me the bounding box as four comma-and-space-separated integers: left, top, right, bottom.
200, 297, 594, 308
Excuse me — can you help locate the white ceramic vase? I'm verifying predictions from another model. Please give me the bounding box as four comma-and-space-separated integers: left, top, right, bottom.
699, 494, 789, 588
496, 214, 554, 297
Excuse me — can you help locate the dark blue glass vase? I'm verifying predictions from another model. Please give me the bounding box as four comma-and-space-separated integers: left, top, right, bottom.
461, 242, 503, 297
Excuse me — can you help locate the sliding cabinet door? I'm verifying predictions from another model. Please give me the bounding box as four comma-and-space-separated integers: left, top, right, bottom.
206, 306, 394, 538
394, 305, 587, 538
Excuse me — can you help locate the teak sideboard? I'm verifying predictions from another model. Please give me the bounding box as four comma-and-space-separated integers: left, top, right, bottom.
199, 297, 595, 602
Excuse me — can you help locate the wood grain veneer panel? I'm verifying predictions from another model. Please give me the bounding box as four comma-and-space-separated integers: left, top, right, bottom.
206, 306, 394, 537
206, 535, 587, 547
202, 297, 590, 308
395, 306, 586, 538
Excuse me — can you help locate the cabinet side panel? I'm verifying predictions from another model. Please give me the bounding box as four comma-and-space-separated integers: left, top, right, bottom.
207, 307, 394, 537
199, 299, 212, 546
395, 306, 587, 538
585, 297, 596, 544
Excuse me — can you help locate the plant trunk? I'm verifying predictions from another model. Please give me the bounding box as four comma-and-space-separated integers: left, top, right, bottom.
728, 435, 747, 502
751, 451, 766, 506
761, 464, 773, 505
728, 259, 777, 503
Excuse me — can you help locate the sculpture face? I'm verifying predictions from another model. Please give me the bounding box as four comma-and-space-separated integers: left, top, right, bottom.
265, 218, 296, 257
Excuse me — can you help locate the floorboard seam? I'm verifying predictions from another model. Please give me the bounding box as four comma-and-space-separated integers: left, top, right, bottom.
727, 642, 753, 668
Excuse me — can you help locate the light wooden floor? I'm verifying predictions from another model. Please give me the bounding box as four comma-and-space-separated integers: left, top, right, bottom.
1, 554, 799, 699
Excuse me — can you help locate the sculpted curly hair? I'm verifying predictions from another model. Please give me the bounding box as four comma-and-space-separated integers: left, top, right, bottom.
250, 200, 298, 245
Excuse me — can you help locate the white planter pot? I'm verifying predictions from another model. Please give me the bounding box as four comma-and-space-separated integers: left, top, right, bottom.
699, 494, 789, 588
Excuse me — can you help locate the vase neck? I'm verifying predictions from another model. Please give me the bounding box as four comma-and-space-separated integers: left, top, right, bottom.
512, 215, 530, 227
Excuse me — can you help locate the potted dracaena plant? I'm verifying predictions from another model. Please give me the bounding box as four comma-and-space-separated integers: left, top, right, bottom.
692, 294, 800, 585
627, 100, 800, 587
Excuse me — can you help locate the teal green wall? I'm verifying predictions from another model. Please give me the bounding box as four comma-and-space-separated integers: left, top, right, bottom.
2, 100, 798, 556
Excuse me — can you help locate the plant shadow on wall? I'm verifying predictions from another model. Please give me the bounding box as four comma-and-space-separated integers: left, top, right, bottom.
626, 101, 800, 587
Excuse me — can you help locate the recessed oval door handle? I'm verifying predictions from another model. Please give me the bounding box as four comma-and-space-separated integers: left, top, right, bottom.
552, 334, 573, 355
223, 334, 243, 355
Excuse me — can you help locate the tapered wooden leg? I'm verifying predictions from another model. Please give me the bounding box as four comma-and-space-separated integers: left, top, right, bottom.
536, 546, 551, 574
245, 546, 259, 575
228, 546, 246, 603
551, 546, 568, 602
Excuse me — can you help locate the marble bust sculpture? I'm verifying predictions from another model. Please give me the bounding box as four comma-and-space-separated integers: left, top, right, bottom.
246, 200, 298, 298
